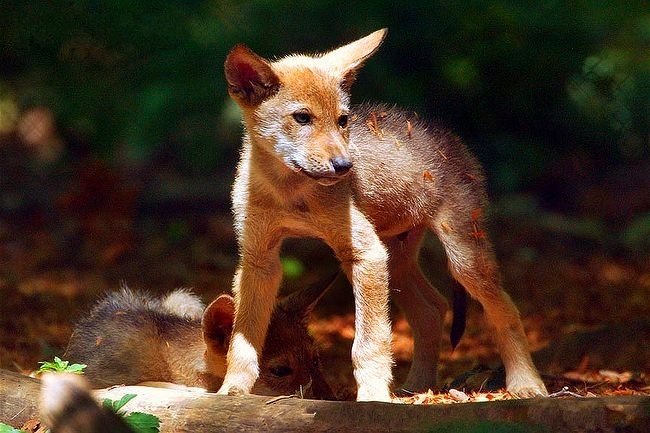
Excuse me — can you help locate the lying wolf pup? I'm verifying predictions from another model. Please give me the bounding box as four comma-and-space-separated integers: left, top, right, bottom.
219, 28, 547, 401
64, 280, 334, 399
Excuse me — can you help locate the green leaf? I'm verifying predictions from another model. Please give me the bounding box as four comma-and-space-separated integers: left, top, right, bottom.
64, 363, 88, 373
101, 395, 161, 432
123, 412, 161, 433
0, 423, 22, 433
102, 398, 115, 411
104, 394, 136, 413
37, 356, 86, 374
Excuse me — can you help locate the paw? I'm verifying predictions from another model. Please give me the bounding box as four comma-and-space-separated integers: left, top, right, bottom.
507, 378, 548, 398
217, 384, 249, 397
356, 385, 392, 402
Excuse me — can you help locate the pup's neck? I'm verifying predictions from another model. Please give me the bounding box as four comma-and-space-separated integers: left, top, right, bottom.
243, 131, 318, 200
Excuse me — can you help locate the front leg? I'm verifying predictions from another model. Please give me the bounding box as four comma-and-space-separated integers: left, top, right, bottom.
218, 242, 283, 396
327, 206, 394, 402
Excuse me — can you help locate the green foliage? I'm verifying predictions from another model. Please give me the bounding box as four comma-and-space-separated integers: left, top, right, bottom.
103, 394, 161, 433
621, 213, 650, 251
38, 356, 87, 374
281, 256, 306, 280
103, 393, 138, 413
0, 423, 22, 433
538, 214, 606, 241
1, 0, 648, 182
122, 413, 161, 433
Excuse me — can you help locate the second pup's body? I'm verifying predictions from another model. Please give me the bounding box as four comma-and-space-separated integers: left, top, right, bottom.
64, 284, 334, 399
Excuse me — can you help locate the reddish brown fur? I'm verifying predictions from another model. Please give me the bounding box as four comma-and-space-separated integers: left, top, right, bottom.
220, 29, 547, 402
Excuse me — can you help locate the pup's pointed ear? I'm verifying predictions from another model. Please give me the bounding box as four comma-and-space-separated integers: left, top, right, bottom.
224, 45, 280, 107
278, 273, 338, 320
202, 294, 235, 352
320, 28, 388, 92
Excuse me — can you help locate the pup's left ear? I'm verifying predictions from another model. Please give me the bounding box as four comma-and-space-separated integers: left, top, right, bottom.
320, 28, 388, 92
224, 45, 280, 107
202, 294, 235, 352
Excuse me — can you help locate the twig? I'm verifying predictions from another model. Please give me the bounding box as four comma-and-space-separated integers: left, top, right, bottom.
265, 394, 299, 405
548, 386, 585, 398
10, 406, 26, 420
266, 380, 310, 404
584, 381, 611, 391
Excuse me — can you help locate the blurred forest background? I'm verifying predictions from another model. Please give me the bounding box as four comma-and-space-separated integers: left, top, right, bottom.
1, 1, 649, 396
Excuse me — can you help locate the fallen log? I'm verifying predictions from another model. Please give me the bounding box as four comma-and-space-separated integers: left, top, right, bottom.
1, 369, 648, 433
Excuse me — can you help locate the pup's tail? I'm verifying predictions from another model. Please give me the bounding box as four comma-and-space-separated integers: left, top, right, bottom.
40, 373, 134, 433
450, 281, 468, 350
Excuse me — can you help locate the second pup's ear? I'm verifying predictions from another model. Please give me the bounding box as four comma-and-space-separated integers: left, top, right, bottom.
224, 45, 280, 107
320, 28, 388, 92
278, 273, 338, 321
202, 294, 235, 352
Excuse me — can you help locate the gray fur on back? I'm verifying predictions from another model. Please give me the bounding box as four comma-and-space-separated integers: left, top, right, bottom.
64, 287, 203, 388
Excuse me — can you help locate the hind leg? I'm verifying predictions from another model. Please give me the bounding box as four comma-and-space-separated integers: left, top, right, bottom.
386, 227, 448, 393
431, 209, 547, 397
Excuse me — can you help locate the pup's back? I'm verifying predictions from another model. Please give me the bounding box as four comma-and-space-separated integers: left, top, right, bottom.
349, 102, 486, 238
64, 288, 206, 388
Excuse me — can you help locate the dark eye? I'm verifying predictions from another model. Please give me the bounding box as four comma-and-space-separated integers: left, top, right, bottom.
338, 114, 349, 128
292, 111, 312, 125
270, 365, 294, 377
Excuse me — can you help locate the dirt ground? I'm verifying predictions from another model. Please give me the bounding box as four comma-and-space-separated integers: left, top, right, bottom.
1, 150, 649, 402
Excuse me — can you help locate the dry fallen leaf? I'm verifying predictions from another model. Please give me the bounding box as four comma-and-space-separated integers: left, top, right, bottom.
449, 388, 470, 402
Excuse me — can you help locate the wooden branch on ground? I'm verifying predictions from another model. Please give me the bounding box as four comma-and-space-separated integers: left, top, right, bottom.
1, 369, 649, 433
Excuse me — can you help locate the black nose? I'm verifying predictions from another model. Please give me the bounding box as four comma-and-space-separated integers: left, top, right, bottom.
330, 156, 353, 174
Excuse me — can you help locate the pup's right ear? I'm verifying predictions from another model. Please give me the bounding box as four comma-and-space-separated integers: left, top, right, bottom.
224, 45, 280, 107
320, 28, 388, 92
202, 294, 235, 353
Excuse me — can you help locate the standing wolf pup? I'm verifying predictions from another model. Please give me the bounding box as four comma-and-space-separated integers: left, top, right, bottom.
220, 29, 547, 401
